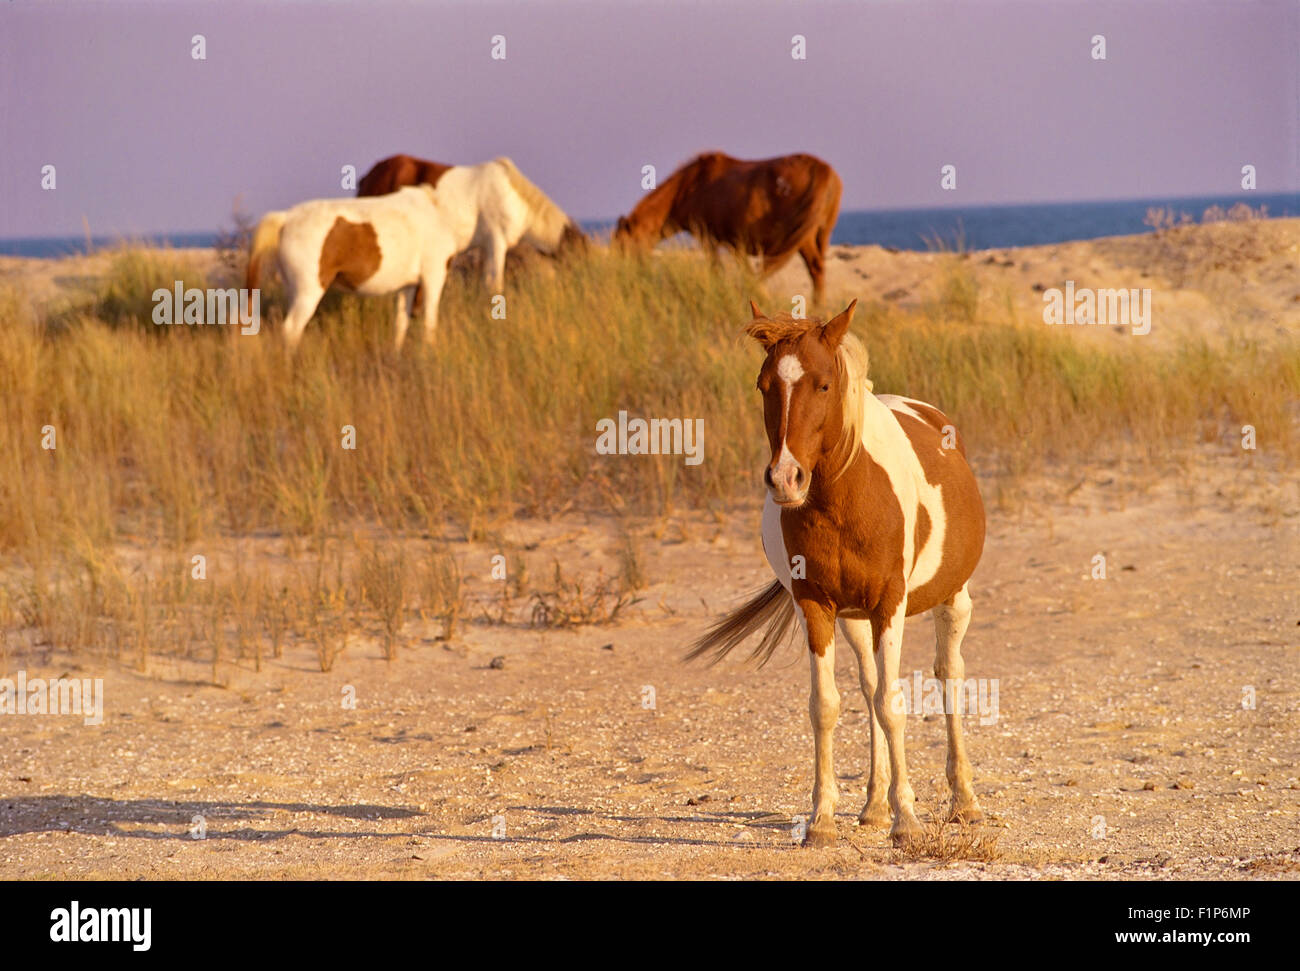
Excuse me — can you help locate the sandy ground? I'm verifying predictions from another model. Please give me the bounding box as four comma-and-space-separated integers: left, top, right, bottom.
767, 217, 1300, 346
1, 459, 1296, 880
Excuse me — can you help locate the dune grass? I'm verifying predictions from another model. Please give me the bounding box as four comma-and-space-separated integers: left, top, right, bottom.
0, 242, 1293, 672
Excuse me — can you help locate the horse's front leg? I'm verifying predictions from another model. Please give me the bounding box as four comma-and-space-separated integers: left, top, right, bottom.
872, 592, 923, 846
392, 286, 414, 350
419, 261, 448, 345
482, 232, 507, 295
799, 599, 840, 847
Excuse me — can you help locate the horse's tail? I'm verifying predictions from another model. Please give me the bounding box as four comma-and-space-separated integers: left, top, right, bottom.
245, 210, 287, 301
684, 580, 797, 667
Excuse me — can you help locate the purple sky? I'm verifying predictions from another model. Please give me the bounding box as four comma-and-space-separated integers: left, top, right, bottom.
2, 0, 1295, 238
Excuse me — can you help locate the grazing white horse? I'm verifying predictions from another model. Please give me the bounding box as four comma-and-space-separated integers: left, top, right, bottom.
245, 158, 583, 350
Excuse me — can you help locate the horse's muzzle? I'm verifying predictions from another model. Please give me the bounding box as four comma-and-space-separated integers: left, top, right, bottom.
765, 460, 808, 506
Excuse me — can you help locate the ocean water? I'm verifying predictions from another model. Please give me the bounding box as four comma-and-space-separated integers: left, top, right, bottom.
827, 193, 1298, 251
2, 193, 1295, 259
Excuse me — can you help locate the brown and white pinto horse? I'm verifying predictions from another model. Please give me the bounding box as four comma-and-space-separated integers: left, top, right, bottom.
246, 159, 582, 351
688, 300, 987, 847
356, 153, 586, 314
614, 152, 841, 303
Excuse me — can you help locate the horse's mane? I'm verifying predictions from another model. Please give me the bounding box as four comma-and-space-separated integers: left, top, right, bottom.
746, 312, 872, 479
494, 157, 575, 249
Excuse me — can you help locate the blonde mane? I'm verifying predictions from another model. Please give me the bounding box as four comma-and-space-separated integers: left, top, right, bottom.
746, 312, 873, 479
495, 156, 574, 249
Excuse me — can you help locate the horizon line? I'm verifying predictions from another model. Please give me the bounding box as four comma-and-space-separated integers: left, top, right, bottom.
4, 189, 1295, 246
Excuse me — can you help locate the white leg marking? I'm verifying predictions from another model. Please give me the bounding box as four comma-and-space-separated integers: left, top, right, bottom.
419, 262, 448, 344
281, 284, 323, 353
840, 617, 890, 827
393, 286, 413, 350
807, 627, 840, 845
482, 231, 507, 293
933, 583, 981, 821
872, 597, 922, 843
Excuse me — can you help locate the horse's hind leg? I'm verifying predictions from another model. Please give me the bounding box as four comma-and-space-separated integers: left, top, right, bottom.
419, 261, 448, 345
281, 281, 323, 354
840, 617, 891, 828
933, 583, 983, 823
871, 596, 923, 845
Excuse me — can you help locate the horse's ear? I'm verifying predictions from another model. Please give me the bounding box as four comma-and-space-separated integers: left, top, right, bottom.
749, 300, 766, 320
821, 299, 857, 347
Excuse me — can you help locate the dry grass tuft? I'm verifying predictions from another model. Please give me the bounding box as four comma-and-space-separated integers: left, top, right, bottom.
892, 816, 1002, 863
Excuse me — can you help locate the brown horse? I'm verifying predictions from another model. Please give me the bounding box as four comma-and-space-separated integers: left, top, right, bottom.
357, 154, 453, 197
688, 300, 987, 848
614, 152, 841, 302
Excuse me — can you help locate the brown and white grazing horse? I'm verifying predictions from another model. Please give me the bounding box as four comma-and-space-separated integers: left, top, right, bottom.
356, 153, 586, 314
245, 158, 584, 351
613, 152, 841, 303
688, 300, 987, 847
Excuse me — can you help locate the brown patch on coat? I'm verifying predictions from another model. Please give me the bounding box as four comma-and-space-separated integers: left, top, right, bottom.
786, 444, 909, 645
319, 217, 382, 291
914, 504, 932, 571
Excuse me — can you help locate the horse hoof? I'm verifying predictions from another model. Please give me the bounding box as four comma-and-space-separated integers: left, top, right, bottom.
857, 805, 891, 829
803, 825, 837, 848
890, 819, 924, 848
948, 803, 984, 825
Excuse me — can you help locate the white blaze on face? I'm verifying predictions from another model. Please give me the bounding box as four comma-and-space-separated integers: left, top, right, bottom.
775, 353, 805, 466
777, 353, 805, 386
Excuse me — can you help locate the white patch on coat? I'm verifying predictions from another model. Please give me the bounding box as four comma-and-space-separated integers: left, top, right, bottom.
857, 394, 949, 592
761, 494, 806, 637
884, 397, 927, 424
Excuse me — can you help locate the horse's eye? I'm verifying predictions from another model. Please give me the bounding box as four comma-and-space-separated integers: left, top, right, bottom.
818, 382, 831, 393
